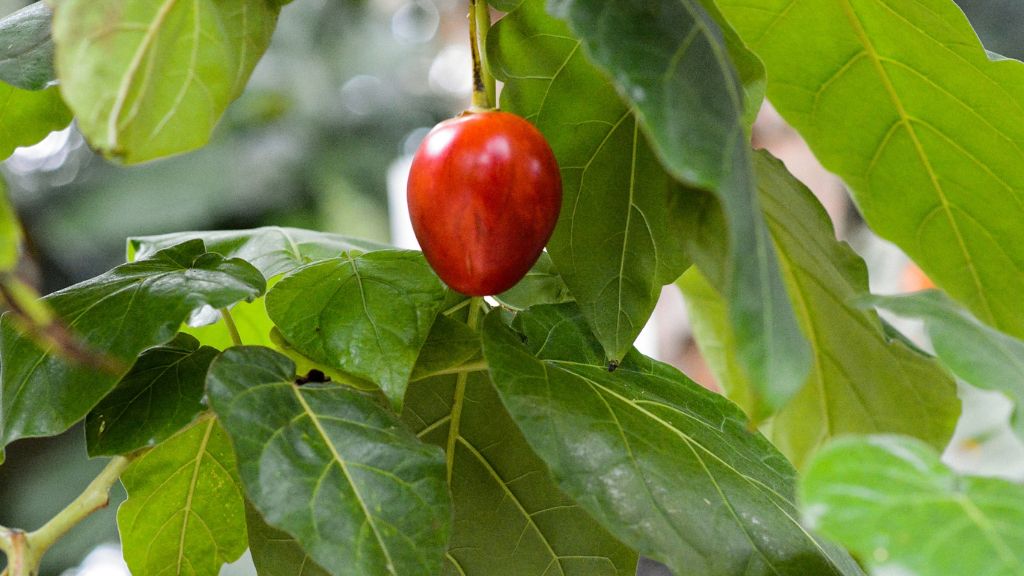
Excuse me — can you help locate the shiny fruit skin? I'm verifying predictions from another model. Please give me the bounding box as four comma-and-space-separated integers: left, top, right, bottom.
407, 111, 562, 296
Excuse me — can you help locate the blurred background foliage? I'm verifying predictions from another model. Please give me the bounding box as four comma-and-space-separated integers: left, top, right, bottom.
0, 0, 1021, 574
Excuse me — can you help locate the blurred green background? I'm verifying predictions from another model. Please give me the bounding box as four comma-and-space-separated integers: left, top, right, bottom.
0, 0, 1021, 573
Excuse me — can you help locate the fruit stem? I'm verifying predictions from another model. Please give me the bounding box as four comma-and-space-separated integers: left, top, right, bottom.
468, 0, 495, 110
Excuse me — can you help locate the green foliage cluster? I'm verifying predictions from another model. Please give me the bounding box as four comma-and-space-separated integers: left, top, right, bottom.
1, 0, 1024, 575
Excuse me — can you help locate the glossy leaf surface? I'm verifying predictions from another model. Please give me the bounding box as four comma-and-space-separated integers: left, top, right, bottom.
129, 227, 388, 279
265, 250, 447, 409
482, 306, 862, 576
0, 240, 264, 462
679, 152, 959, 468
207, 346, 451, 576
0, 1, 55, 90
118, 416, 247, 576
719, 0, 1024, 339
802, 435, 1024, 576
86, 333, 218, 457
51, 0, 280, 163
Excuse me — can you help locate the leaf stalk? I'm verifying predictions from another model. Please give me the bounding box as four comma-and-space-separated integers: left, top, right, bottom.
445, 297, 484, 483
1, 455, 133, 576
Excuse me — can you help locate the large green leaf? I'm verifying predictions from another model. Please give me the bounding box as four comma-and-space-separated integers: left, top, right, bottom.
488, 0, 690, 366
118, 415, 247, 576
679, 152, 959, 468
129, 227, 389, 279
718, 0, 1024, 339
802, 435, 1024, 576
545, 0, 810, 413
695, 0, 765, 130
481, 307, 862, 576
51, 0, 280, 163
245, 500, 330, 576
0, 83, 71, 161
207, 346, 450, 576
403, 363, 636, 573
0, 240, 264, 462
86, 333, 218, 457
0, 2, 55, 90
867, 290, 1024, 440
265, 250, 447, 409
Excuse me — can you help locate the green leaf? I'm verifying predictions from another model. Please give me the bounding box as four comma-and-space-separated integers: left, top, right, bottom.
265, 250, 447, 410
245, 500, 330, 576
546, 0, 810, 415
0, 181, 19, 272
86, 333, 218, 457
403, 369, 637, 574
718, 0, 1024, 339
0, 2, 55, 90
409, 313, 481, 383
51, 0, 280, 163
481, 308, 863, 576
129, 227, 388, 279
494, 252, 572, 311
695, 0, 765, 130
207, 346, 451, 576
0, 83, 72, 161
0, 239, 264, 462
866, 290, 1024, 440
118, 415, 247, 576
801, 435, 1024, 576
679, 152, 959, 468
488, 0, 690, 364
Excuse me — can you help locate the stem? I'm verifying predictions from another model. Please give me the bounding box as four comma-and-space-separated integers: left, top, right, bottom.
445, 297, 484, 483
1, 531, 27, 576
468, 0, 495, 110
220, 307, 243, 347
0, 456, 133, 576
29, 456, 131, 553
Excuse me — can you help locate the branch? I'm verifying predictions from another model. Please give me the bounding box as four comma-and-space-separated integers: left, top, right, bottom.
0, 456, 134, 576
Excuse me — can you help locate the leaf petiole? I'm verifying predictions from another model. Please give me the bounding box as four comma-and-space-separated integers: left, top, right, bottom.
1, 455, 135, 576
445, 297, 485, 483
220, 307, 244, 347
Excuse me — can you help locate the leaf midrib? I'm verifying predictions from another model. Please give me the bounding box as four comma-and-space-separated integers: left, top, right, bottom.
290, 385, 397, 575
838, 0, 996, 327
108, 0, 181, 147
176, 417, 216, 574
455, 436, 568, 576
